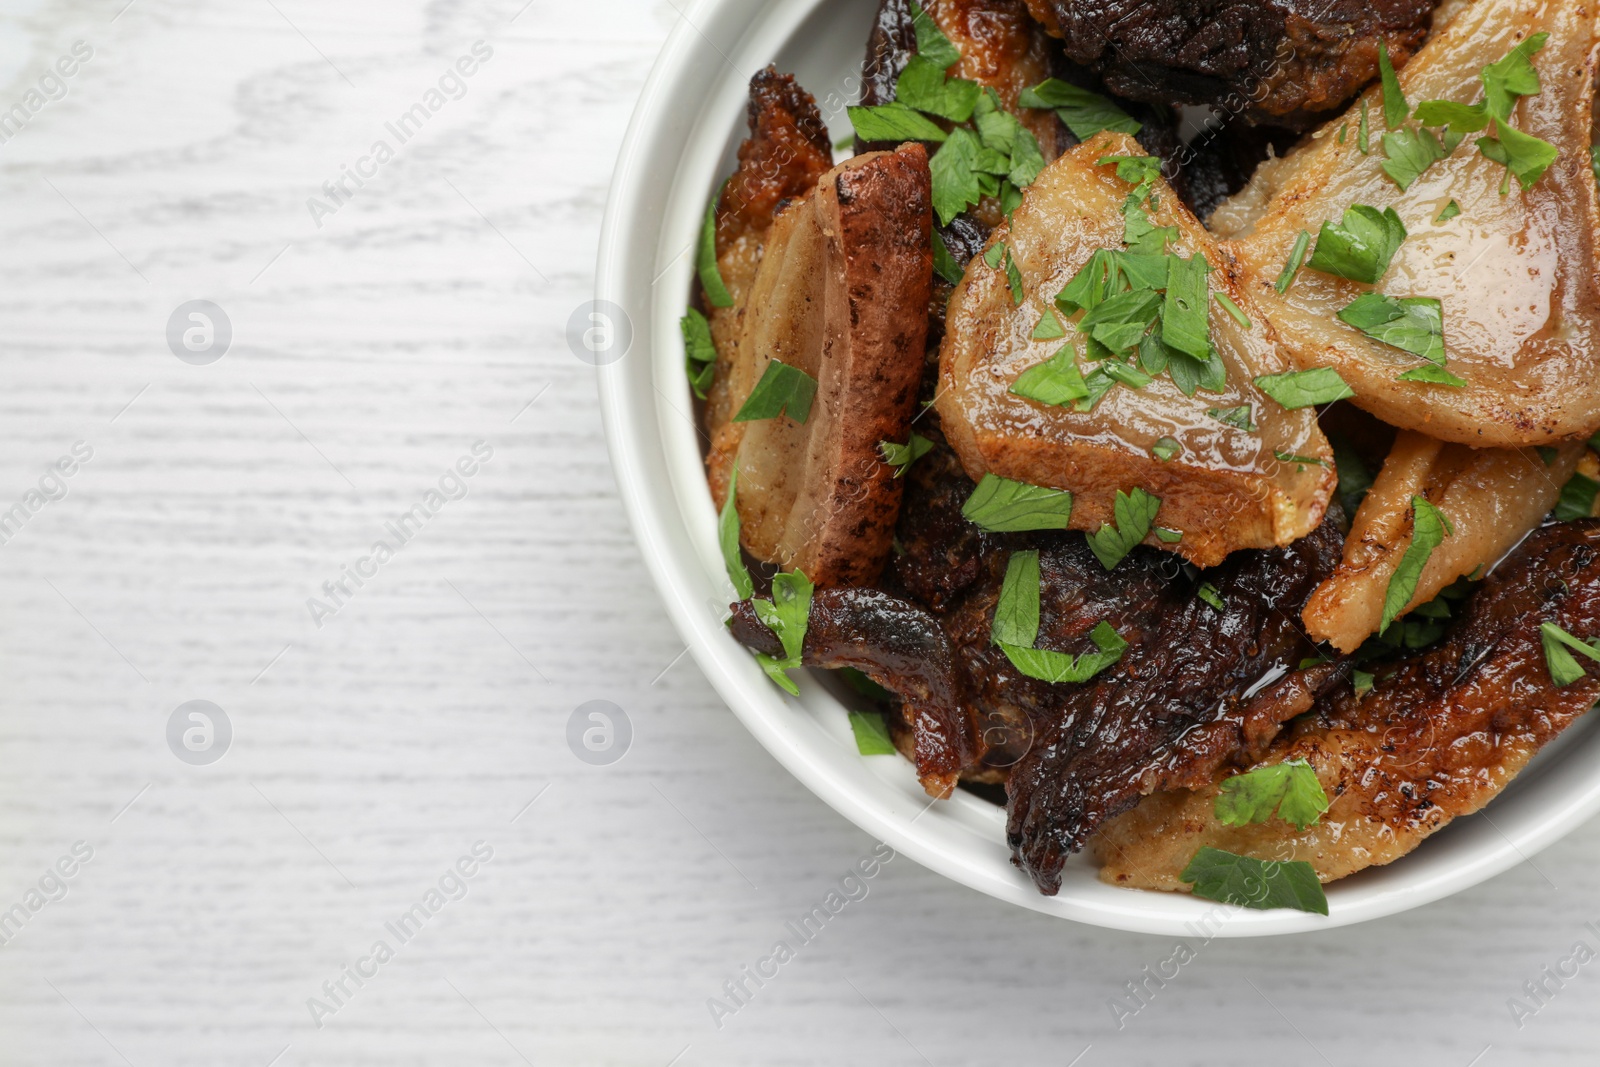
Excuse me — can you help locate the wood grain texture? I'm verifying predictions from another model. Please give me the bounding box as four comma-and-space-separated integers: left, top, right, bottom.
0, 1, 1597, 1064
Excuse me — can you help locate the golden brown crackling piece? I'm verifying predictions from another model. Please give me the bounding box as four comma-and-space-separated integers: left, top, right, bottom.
1218, 0, 1600, 448
1093, 521, 1600, 890
1304, 430, 1582, 652
715, 146, 934, 588
935, 131, 1335, 569
703, 68, 835, 502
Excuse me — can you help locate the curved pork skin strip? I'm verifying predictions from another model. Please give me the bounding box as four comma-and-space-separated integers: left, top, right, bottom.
1095, 521, 1600, 890
729, 588, 977, 797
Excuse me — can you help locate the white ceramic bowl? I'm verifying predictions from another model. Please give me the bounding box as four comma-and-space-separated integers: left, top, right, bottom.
594, 0, 1600, 935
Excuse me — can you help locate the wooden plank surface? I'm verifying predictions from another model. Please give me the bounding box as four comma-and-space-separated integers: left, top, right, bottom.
0, 1, 1596, 1063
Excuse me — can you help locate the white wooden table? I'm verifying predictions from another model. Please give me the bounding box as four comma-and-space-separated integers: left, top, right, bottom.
0, 1, 1597, 1063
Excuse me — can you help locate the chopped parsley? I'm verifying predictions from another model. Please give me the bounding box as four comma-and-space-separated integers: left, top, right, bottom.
1378, 42, 1409, 128
1032, 307, 1067, 340
999, 622, 1128, 684
932, 229, 965, 284
1542, 622, 1600, 687
991, 551, 1127, 683
1381, 496, 1452, 633
1019, 78, 1142, 139
697, 182, 733, 307
848, 710, 897, 755
1196, 582, 1224, 611
1396, 364, 1466, 387
752, 569, 815, 695
1255, 368, 1356, 409
962, 474, 1074, 532
1381, 126, 1445, 191
1481, 32, 1549, 122
1478, 124, 1560, 192
1011, 344, 1091, 406
1098, 154, 1163, 186
1307, 205, 1407, 284
1358, 105, 1371, 154
1208, 405, 1257, 432
1555, 472, 1600, 522
719, 468, 753, 600
895, 54, 982, 122
681, 308, 716, 398
1214, 759, 1329, 831
1436, 200, 1462, 222
1410, 33, 1558, 192
1213, 292, 1251, 328
847, 101, 949, 144
1154, 526, 1183, 543
1160, 254, 1212, 360
879, 433, 935, 477
1151, 437, 1181, 462
1337, 292, 1445, 364
1274, 449, 1329, 470
1180, 847, 1328, 915
1086, 488, 1161, 570
930, 126, 983, 224
1274, 230, 1311, 294
733, 360, 818, 423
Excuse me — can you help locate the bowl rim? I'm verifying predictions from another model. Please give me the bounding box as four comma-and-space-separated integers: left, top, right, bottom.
593, 0, 1600, 936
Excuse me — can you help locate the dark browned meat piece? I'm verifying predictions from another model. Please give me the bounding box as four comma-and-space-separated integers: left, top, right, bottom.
730, 588, 977, 797
1006, 511, 1346, 894
1024, 0, 1438, 129
1096, 520, 1600, 888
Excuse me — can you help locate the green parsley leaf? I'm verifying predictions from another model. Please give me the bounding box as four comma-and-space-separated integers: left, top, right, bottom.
1307, 205, 1407, 284
1121, 193, 1176, 255
1215, 759, 1329, 831
1274, 449, 1330, 470
733, 360, 818, 423
1326, 432, 1373, 515
1111, 250, 1171, 291
962, 474, 1074, 532
1541, 622, 1600, 687
1011, 345, 1090, 406
1154, 527, 1183, 543
1592, 145, 1599, 185
973, 89, 1046, 187
719, 468, 753, 600
1481, 31, 1548, 122
1381, 496, 1452, 633
1075, 366, 1118, 412
1274, 230, 1311, 294
1097, 154, 1163, 187
1358, 104, 1371, 154
1152, 437, 1181, 462
998, 621, 1128, 684
895, 54, 981, 122
839, 666, 892, 702
1214, 291, 1251, 328
879, 433, 935, 477
1165, 342, 1227, 397
681, 308, 717, 399
1056, 249, 1117, 316
1381, 126, 1445, 191
697, 182, 733, 308
1197, 582, 1224, 611
848, 710, 897, 755
929, 126, 983, 225
932, 229, 964, 284
1436, 200, 1462, 222
1413, 99, 1490, 132
1378, 41, 1409, 128
1555, 472, 1600, 522
1353, 669, 1375, 695
1005, 248, 1025, 305
1477, 124, 1560, 190
1080, 288, 1162, 354
847, 102, 949, 145
1256, 367, 1356, 409
753, 569, 815, 695
1396, 363, 1467, 387
1180, 847, 1328, 914
992, 550, 1041, 647
1020, 79, 1142, 139
1161, 254, 1212, 361
1338, 292, 1445, 364
1208, 404, 1257, 432
1031, 307, 1066, 340
1104, 358, 1153, 389
1086, 487, 1161, 570
908, 0, 960, 69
